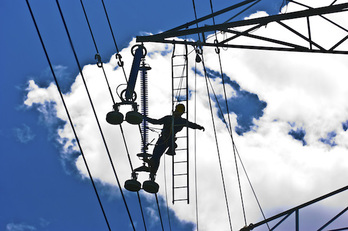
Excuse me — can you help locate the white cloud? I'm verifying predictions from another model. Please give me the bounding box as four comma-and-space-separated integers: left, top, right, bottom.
6, 223, 36, 231
13, 124, 35, 143
24, 1, 348, 230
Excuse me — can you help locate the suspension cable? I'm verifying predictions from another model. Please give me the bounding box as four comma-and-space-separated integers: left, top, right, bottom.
119, 125, 148, 231
235, 145, 270, 230
206, 62, 248, 226
79, 2, 148, 229
79, 0, 115, 105
190, 1, 232, 229
25, 1, 111, 230
163, 156, 173, 231
155, 194, 165, 231
55, 1, 136, 229
100, 0, 128, 82
193, 60, 200, 231
204, 60, 271, 230
201, 55, 234, 231
208, 1, 271, 228
203, 54, 271, 230
208, 0, 247, 225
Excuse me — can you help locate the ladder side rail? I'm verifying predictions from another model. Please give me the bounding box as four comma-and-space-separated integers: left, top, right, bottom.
172, 52, 179, 204
171, 43, 190, 204
185, 43, 189, 204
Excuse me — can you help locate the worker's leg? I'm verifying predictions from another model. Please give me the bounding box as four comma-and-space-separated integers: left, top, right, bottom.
166, 138, 177, 155
150, 137, 168, 173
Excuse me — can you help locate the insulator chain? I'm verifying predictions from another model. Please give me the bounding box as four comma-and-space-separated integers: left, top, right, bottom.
141, 61, 151, 153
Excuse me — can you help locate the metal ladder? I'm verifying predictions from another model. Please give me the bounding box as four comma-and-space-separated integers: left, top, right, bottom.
171, 44, 189, 204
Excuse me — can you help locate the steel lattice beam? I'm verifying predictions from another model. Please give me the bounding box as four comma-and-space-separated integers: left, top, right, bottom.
137, 2, 348, 54
239, 185, 348, 231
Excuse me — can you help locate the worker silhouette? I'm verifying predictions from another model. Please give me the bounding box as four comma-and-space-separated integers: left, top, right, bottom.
145, 104, 205, 174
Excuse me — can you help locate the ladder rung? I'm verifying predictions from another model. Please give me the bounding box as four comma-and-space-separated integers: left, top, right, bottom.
173, 76, 187, 79
174, 186, 188, 189
174, 173, 187, 176
176, 148, 187, 151
173, 88, 187, 91
174, 161, 187, 164
172, 64, 186, 67
173, 54, 187, 57
173, 100, 188, 103
173, 199, 188, 203
176, 136, 187, 139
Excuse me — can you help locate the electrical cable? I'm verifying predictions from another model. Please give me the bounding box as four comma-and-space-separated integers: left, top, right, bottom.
119, 125, 148, 231
190, 1, 234, 230
203, 49, 271, 231
79, 1, 148, 229
55, 0, 136, 229
155, 194, 165, 231
208, 0, 248, 225
193, 60, 199, 231
79, 0, 115, 105
163, 156, 173, 231
100, 0, 128, 82
25, 1, 111, 230
201, 55, 234, 231
191, 0, 202, 42
207, 1, 270, 228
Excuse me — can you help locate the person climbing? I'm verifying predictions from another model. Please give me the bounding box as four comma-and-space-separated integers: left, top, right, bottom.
145, 103, 205, 175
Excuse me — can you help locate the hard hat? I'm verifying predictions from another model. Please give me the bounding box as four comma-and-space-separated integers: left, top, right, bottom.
175, 104, 185, 113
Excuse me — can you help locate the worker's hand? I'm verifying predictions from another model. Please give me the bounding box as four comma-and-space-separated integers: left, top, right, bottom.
200, 126, 205, 132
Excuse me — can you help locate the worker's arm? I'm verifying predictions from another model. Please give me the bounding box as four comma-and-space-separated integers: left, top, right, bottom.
187, 121, 205, 131
145, 116, 166, 125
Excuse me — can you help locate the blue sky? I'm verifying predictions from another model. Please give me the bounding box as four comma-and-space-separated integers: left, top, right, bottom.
2, 0, 348, 231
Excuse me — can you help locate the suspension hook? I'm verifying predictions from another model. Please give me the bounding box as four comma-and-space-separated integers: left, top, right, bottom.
214, 39, 220, 54
95, 53, 103, 68
115, 53, 124, 67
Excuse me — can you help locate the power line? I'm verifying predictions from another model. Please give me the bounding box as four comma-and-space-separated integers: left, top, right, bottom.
201, 55, 234, 231
202, 48, 270, 230
79, 0, 115, 105
208, 0, 248, 226
94, 2, 166, 226
207, 1, 270, 228
100, 0, 128, 82
155, 194, 165, 231
191, 1, 235, 229
119, 125, 148, 231
191, 2, 201, 230
79, 1, 148, 229
163, 156, 173, 231
54, 0, 136, 229
193, 60, 200, 231
25, 1, 111, 230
